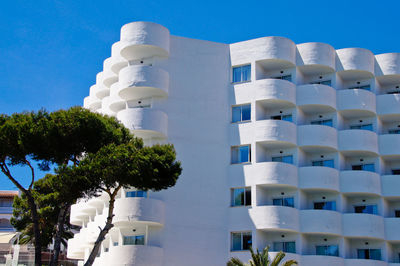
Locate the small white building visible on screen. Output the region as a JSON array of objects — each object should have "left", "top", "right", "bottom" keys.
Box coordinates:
[{"left": 68, "top": 21, "right": 400, "bottom": 266}]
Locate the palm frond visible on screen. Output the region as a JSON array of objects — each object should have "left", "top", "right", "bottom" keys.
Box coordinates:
[
  {"left": 283, "top": 260, "right": 298, "bottom": 266},
  {"left": 227, "top": 257, "right": 246, "bottom": 266},
  {"left": 270, "top": 251, "right": 285, "bottom": 266}
]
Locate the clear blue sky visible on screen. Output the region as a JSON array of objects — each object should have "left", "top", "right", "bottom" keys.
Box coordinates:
[{"left": 0, "top": 0, "right": 399, "bottom": 190}]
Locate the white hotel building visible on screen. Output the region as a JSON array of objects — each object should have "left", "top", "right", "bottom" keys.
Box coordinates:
[{"left": 67, "top": 21, "right": 400, "bottom": 266}]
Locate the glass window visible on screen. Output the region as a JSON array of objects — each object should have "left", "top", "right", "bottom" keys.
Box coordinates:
[
  {"left": 232, "top": 65, "right": 251, "bottom": 83},
  {"left": 316, "top": 245, "right": 339, "bottom": 256},
  {"left": 314, "top": 201, "right": 336, "bottom": 211},
  {"left": 349, "top": 85, "right": 371, "bottom": 91},
  {"left": 231, "top": 187, "right": 251, "bottom": 207},
  {"left": 231, "top": 232, "right": 252, "bottom": 251},
  {"left": 232, "top": 104, "right": 251, "bottom": 123},
  {"left": 271, "top": 114, "right": 292, "bottom": 122},
  {"left": 272, "top": 155, "right": 293, "bottom": 164},
  {"left": 273, "top": 242, "right": 296, "bottom": 253},
  {"left": 126, "top": 191, "right": 147, "bottom": 198},
  {"left": 312, "top": 159, "right": 334, "bottom": 168},
  {"left": 395, "top": 210, "right": 400, "bottom": 217},
  {"left": 389, "top": 129, "right": 400, "bottom": 134},
  {"left": 311, "top": 80, "right": 332, "bottom": 86},
  {"left": 231, "top": 145, "right": 250, "bottom": 164},
  {"left": 350, "top": 124, "right": 373, "bottom": 131},
  {"left": 357, "top": 249, "right": 381, "bottom": 260},
  {"left": 392, "top": 169, "right": 400, "bottom": 175},
  {"left": 272, "top": 75, "right": 292, "bottom": 82},
  {"left": 123, "top": 235, "right": 145, "bottom": 245},
  {"left": 273, "top": 197, "right": 294, "bottom": 208},
  {"left": 311, "top": 119, "right": 333, "bottom": 127},
  {"left": 351, "top": 163, "right": 375, "bottom": 172},
  {"left": 354, "top": 204, "right": 378, "bottom": 215}
]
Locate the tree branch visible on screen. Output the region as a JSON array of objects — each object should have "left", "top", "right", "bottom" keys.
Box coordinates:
[
  {"left": 24, "top": 159, "right": 35, "bottom": 190},
  {"left": 0, "top": 161, "right": 28, "bottom": 194}
]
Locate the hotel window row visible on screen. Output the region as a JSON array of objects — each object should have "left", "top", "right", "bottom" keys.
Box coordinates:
[{"left": 231, "top": 64, "right": 400, "bottom": 95}]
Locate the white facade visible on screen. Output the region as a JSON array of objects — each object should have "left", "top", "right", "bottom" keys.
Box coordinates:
[{"left": 69, "top": 21, "right": 400, "bottom": 265}]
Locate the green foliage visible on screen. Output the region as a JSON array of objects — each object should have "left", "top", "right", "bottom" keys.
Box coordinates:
[
  {"left": 78, "top": 141, "right": 182, "bottom": 193},
  {"left": 227, "top": 246, "right": 298, "bottom": 266},
  {"left": 10, "top": 172, "right": 83, "bottom": 247}
]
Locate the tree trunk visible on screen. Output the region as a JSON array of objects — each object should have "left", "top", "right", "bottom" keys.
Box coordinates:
[
  {"left": 84, "top": 190, "right": 119, "bottom": 266},
  {"left": 27, "top": 194, "right": 42, "bottom": 266},
  {"left": 49, "top": 204, "right": 69, "bottom": 266}
]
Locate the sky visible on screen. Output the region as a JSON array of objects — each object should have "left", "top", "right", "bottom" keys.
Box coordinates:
[{"left": 0, "top": 0, "right": 399, "bottom": 190}]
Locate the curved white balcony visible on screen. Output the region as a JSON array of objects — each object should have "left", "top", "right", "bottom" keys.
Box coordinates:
[
  {"left": 120, "top": 21, "right": 170, "bottom": 61},
  {"left": 111, "top": 41, "right": 128, "bottom": 74},
  {"left": 337, "top": 89, "right": 376, "bottom": 117},
  {"left": 109, "top": 245, "right": 163, "bottom": 266},
  {"left": 300, "top": 210, "right": 342, "bottom": 235},
  {"left": 302, "top": 255, "right": 344, "bottom": 266},
  {"left": 100, "top": 96, "right": 116, "bottom": 117},
  {"left": 255, "top": 79, "right": 296, "bottom": 105},
  {"left": 376, "top": 94, "right": 400, "bottom": 121},
  {"left": 340, "top": 171, "right": 381, "bottom": 195},
  {"left": 336, "top": 48, "right": 375, "bottom": 79},
  {"left": 244, "top": 162, "right": 298, "bottom": 187},
  {"left": 113, "top": 197, "right": 164, "bottom": 227},
  {"left": 344, "top": 259, "right": 387, "bottom": 266},
  {"left": 67, "top": 238, "right": 85, "bottom": 260},
  {"left": 255, "top": 120, "right": 297, "bottom": 146},
  {"left": 103, "top": 57, "right": 118, "bottom": 88},
  {"left": 249, "top": 206, "right": 299, "bottom": 232},
  {"left": 298, "top": 166, "right": 339, "bottom": 191},
  {"left": 338, "top": 130, "right": 378, "bottom": 156},
  {"left": 385, "top": 218, "right": 400, "bottom": 241},
  {"left": 342, "top": 213, "right": 384, "bottom": 239},
  {"left": 83, "top": 95, "right": 102, "bottom": 111},
  {"left": 297, "top": 84, "right": 336, "bottom": 113},
  {"left": 381, "top": 175, "right": 400, "bottom": 197},
  {"left": 297, "top": 42, "right": 336, "bottom": 73},
  {"left": 117, "top": 108, "right": 167, "bottom": 139},
  {"left": 379, "top": 134, "right": 400, "bottom": 158},
  {"left": 109, "top": 82, "right": 126, "bottom": 113},
  {"left": 118, "top": 65, "right": 168, "bottom": 101},
  {"left": 87, "top": 194, "right": 109, "bottom": 209},
  {"left": 375, "top": 53, "right": 400, "bottom": 76},
  {"left": 70, "top": 203, "right": 89, "bottom": 226},
  {"left": 297, "top": 125, "right": 337, "bottom": 151},
  {"left": 94, "top": 84, "right": 110, "bottom": 100}
]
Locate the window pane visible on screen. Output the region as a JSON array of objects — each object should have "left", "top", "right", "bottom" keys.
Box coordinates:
[
  {"left": 231, "top": 147, "right": 239, "bottom": 164},
  {"left": 135, "top": 235, "right": 145, "bottom": 245},
  {"left": 323, "top": 119, "right": 333, "bottom": 127},
  {"left": 324, "top": 160, "right": 334, "bottom": 168},
  {"left": 389, "top": 129, "right": 400, "bottom": 134},
  {"left": 357, "top": 249, "right": 367, "bottom": 259},
  {"left": 126, "top": 191, "right": 136, "bottom": 197},
  {"left": 282, "top": 155, "right": 293, "bottom": 164},
  {"left": 282, "top": 75, "right": 292, "bottom": 82},
  {"left": 242, "top": 233, "right": 252, "bottom": 250},
  {"left": 271, "top": 115, "right": 282, "bottom": 120},
  {"left": 365, "top": 205, "right": 377, "bottom": 214},
  {"left": 352, "top": 165, "right": 363, "bottom": 170},
  {"left": 392, "top": 169, "right": 400, "bottom": 175},
  {"left": 361, "top": 124, "right": 373, "bottom": 131},
  {"left": 312, "top": 160, "right": 324, "bottom": 166},
  {"left": 272, "top": 156, "right": 283, "bottom": 162},
  {"left": 284, "top": 197, "right": 294, "bottom": 207},
  {"left": 370, "top": 249, "right": 381, "bottom": 260},
  {"left": 233, "top": 188, "right": 245, "bottom": 206},
  {"left": 245, "top": 188, "right": 251, "bottom": 206},
  {"left": 363, "top": 164, "right": 375, "bottom": 172},
  {"left": 327, "top": 245, "right": 339, "bottom": 256},
  {"left": 232, "top": 106, "right": 241, "bottom": 123},
  {"left": 232, "top": 233, "right": 242, "bottom": 251},
  {"left": 242, "top": 65, "right": 251, "bottom": 82},
  {"left": 136, "top": 191, "right": 146, "bottom": 197},
  {"left": 321, "top": 80, "right": 331, "bottom": 86},
  {"left": 241, "top": 105, "right": 251, "bottom": 121},
  {"left": 355, "top": 206, "right": 366, "bottom": 213},
  {"left": 326, "top": 201, "right": 336, "bottom": 211},
  {"left": 350, "top": 125, "right": 361, "bottom": 129},
  {"left": 314, "top": 202, "right": 325, "bottom": 209},
  {"left": 316, "top": 246, "right": 326, "bottom": 255},
  {"left": 239, "top": 146, "right": 249, "bottom": 163},
  {"left": 273, "top": 242, "right": 283, "bottom": 251},
  {"left": 233, "top": 67, "right": 242, "bottom": 83},
  {"left": 273, "top": 199, "right": 283, "bottom": 206},
  {"left": 286, "top": 242, "right": 296, "bottom": 253},
  {"left": 282, "top": 114, "right": 292, "bottom": 122}
]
